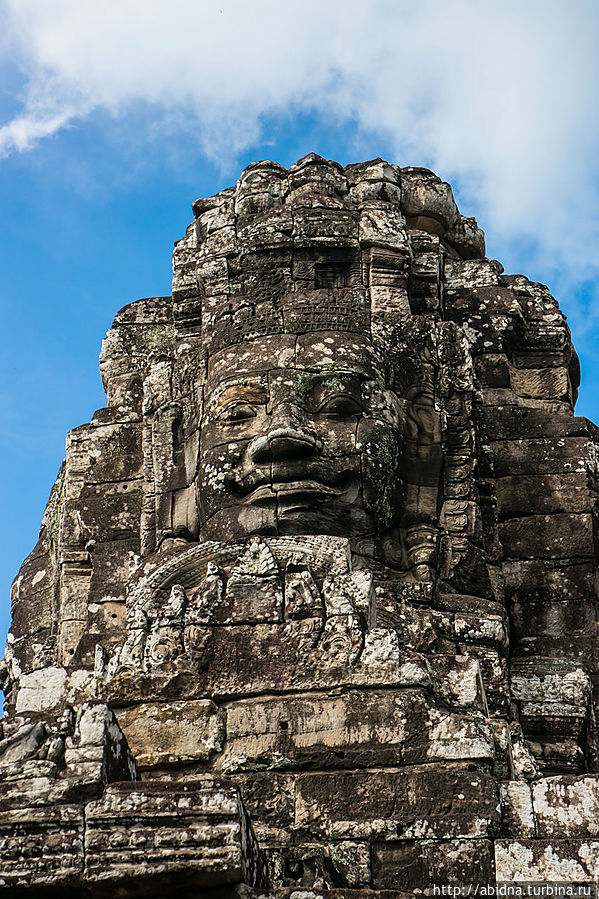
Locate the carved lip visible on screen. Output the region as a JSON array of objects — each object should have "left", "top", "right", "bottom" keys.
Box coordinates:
[
  {"left": 226, "top": 464, "right": 355, "bottom": 501},
  {"left": 246, "top": 480, "right": 346, "bottom": 505}
]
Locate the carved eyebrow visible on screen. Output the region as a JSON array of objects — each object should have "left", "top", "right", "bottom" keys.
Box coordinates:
[
  {"left": 315, "top": 393, "right": 362, "bottom": 415},
  {"left": 218, "top": 402, "right": 259, "bottom": 423},
  {"left": 310, "top": 373, "right": 362, "bottom": 405},
  {"left": 209, "top": 382, "right": 268, "bottom": 415},
  {"left": 312, "top": 370, "right": 363, "bottom": 383}
]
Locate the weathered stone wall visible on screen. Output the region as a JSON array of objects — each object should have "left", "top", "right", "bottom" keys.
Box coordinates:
[{"left": 1, "top": 154, "right": 598, "bottom": 895}]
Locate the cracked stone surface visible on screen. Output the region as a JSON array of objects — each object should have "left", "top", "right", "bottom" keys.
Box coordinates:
[{"left": 2, "top": 154, "right": 599, "bottom": 896}]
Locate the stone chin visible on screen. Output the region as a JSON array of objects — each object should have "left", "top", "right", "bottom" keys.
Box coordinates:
[{"left": 198, "top": 471, "right": 388, "bottom": 544}]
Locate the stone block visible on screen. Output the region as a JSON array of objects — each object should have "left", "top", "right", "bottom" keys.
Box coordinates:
[
  {"left": 207, "top": 334, "right": 296, "bottom": 382},
  {"left": 8, "top": 627, "right": 54, "bottom": 678},
  {"left": 372, "top": 839, "right": 495, "bottom": 891},
  {"left": 220, "top": 690, "right": 493, "bottom": 773},
  {"left": 401, "top": 170, "right": 458, "bottom": 231},
  {"left": 462, "top": 647, "right": 509, "bottom": 716},
  {"left": 510, "top": 366, "right": 570, "bottom": 401},
  {"left": 513, "top": 635, "right": 599, "bottom": 672},
  {"left": 294, "top": 769, "right": 499, "bottom": 840},
  {"left": 264, "top": 840, "right": 371, "bottom": 889},
  {"left": 84, "top": 779, "right": 265, "bottom": 889},
  {"left": 295, "top": 330, "right": 377, "bottom": 376},
  {"left": 292, "top": 208, "right": 358, "bottom": 246},
  {"left": 15, "top": 667, "right": 68, "bottom": 714},
  {"left": 444, "top": 258, "right": 500, "bottom": 290},
  {"left": 87, "top": 537, "right": 140, "bottom": 608},
  {"left": 11, "top": 589, "right": 55, "bottom": 640},
  {"left": 115, "top": 699, "right": 225, "bottom": 770},
  {"left": 228, "top": 772, "right": 296, "bottom": 841},
  {"left": 446, "top": 214, "right": 486, "bottom": 258},
  {"left": 503, "top": 559, "right": 597, "bottom": 606},
  {"left": 359, "top": 205, "right": 409, "bottom": 251},
  {"left": 481, "top": 407, "right": 596, "bottom": 441},
  {"left": 510, "top": 596, "right": 597, "bottom": 641},
  {"left": 11, "top": 551, "right": 53, "bottom": 609},
  {"left": 78, "top": 482, "right": 143, "bottom": 541},
  {"left": 499, "top": 513, "right": 594, "bottom": 561},
  {"left": 474, "top": 353, "right": 511, "bottom": 388},
  {"left": 500, "top": 781, "right": 535, "bottom": 837},
  {"left": 491, "top": 436, "right": 594, "bottom": 477},
  {"left": 496, "top": 472, "right": 591, "bottom": 518},
  {"left": 511, "top": 662, "right": 591, "bottom": 764},
  {"left": 495, "top": 839, "right": 599, "bottom": 882},
  {"left": 453, "top": 611, "right": 507, "bottom": 649},
  {"left": 80, "top": 422, "right": 142, "bottom": 484},
  {"left": 532, "top": 776, "right": 599, "bottom": 837},
  {"left": 108, "top": 620, "right": 444, "bottom": 704},
  {"left": 0, "top": 804, "right": 83, "bottom": 888},
  {"left": 511, "top": 661, "right": 592, "bottom": 704},
  {"left": 60, "top": 703, "right": 138, "bottom": 790}
]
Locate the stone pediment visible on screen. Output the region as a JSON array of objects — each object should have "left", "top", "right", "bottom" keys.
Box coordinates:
[{"left": 103, "top": 536, "right": 414, "bottom": 704}]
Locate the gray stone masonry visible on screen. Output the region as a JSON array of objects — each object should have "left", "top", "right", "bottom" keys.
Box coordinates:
[{"left": 2, "top": 154, "right": 599, "bottom": 895}]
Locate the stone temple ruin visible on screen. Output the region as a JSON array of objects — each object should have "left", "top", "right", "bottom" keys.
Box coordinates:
[{"left": 1, "top": 153, "right": 599, "bottom": 895}]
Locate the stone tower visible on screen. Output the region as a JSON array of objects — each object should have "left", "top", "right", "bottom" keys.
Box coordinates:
[{"left": 2, "top": 154, "right": 599, "bottom": 895}]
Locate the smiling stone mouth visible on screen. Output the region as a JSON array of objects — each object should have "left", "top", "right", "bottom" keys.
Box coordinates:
[
  {"left": 245, "top": 481, "right": 347, "bottom": 505},
  {"left": 225, "top": 466, "right": 355, "bottom": 501}
]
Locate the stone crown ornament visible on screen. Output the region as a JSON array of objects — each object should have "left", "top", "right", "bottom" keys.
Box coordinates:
[{"left": 1, "top": 154, "right": 598, "bottom": 896}]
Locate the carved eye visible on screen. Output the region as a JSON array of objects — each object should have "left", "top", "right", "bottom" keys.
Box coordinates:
[
  {"left": 317, "top": 394, "right": 362, "bottom": 416},
  {"left": 220, "top": 403, "right": 258, "bottom": 423}
]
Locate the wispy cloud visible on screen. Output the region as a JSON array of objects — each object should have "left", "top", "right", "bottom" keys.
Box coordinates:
[{"left": 1, "top": 0, "right": 598, "bottom": 314}]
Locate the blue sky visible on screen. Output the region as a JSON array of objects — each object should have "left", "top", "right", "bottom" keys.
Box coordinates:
[{"left": 1, "top": 0, "right": 598, "bottom": 651}]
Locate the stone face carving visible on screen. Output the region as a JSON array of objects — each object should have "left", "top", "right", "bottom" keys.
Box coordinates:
[{"left": 1, "top": 154, "right": 598, "bottom": 895}]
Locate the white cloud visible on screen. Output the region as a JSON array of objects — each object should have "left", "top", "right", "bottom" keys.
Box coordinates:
[{"left": 1, "top": 0, "right": 598, "bottom": 315}]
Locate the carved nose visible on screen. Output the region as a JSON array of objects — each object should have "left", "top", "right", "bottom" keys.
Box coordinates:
[{"left": 248, "top": 403, "right": 321, "bottom": 463}]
